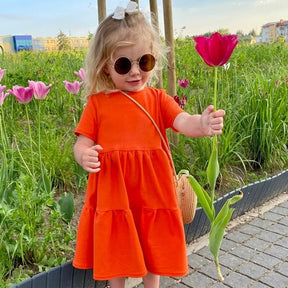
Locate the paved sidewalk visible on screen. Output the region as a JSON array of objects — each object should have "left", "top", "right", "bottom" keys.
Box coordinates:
[{"left": 129, "top": 192, "right": 288, "bottom": 288}]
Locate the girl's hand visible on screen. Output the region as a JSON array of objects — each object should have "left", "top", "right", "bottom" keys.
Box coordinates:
[
  {"left": 74, "top": 135, "right": 103, "bottom": 173},
  {"left": 200, "top": 105, "right": 225, "bottom": 136},
  {"left": 80, "top": 145, "right": 103, "bottom": 173}
]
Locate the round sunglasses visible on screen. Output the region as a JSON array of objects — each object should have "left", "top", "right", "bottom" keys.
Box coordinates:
[{"left": 113, "top": 54, "right": 156, "bottom": 75}]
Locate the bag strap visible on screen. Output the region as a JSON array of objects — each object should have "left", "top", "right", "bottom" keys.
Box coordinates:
[{"left": 120, "top": 90, "right": 178, "bottom": 182}]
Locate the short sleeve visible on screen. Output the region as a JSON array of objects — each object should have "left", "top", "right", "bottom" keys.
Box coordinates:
[
  {"left": 158, "top": 89, "right": 184, "bottom": 130},
  {"left": 75, "top": 95, "right": 98, "bottom": 142}
]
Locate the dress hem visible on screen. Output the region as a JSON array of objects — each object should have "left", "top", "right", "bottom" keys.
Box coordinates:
[
  {"left": 148, "top": 269, "right": 189, "bottom": 278},
  {"left": 73, "top": 262, "right": 188, "bottom": 281},
  {"left": 93, "top": 271, "right": 148, "bottom": 281},
  {"left": 72, "top": 261, "right": 93, "bottom": 270}
]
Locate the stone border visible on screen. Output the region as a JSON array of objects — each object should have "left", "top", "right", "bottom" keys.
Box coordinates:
[{"left": 9, "top": 169, "right": 288, "bottom": 288}]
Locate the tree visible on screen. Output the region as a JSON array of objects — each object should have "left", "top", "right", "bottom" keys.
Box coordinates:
[
  {"left": 202, "top": 29, "right": 230, "bottom": 37},
  {"left": 57, "top": 31, "right": 71, "bottom": 51},
  {"left": 236, "top": 30, "right": 244, "bottom": 37},
  {"left": 248, "top": 29, "right": 257, "bottom": 37},
  {"left": 217, "top": 28, "right": 230, "bottom": 35},
  {"left": 275, "top": 35, "right": 286, "bottom": 43},
  {"left": 87, "top": 31, "right": 94, "bottom": 41}
]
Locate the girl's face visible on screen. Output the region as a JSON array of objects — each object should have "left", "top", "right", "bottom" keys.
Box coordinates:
[{"left": 105, "top": 42, "right": 154, "bottom": 92}]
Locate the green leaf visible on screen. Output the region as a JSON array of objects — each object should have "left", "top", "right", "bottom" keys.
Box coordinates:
[
  {"left": 186, "top": 174, "right": 215, "bottom": 222},
  {"left": 209, "top": 191, "right": 243, "bottom": 259},
  {"left": 206, "top": 136, "right": 219, "bottom": 195},
  {"left": 38, "top": 168, "right": 51, "bottom": 194},
  {"left": 58, "top": 192, "right": 75, "bottom": 224}
]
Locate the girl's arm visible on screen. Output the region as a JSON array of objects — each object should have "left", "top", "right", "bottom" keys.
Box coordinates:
[
  {"left": 74, "top": 134, "right": 103, "bottom": 173},
  {"left": 173, "top": 105, "right": 225, "bottom": 138}
]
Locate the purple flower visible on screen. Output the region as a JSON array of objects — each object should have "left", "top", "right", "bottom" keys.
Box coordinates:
[
  {"left": 0, "top": 84, "right": 7, "bottom": 106},
  {"left": 74, "top": 68, "right": 86, "bottom": 82},
  {"left": 9, "top": 85, "right": 34, "bottom": 104},
  {"left": 63, "top": 80, "right": 83, "bottom": 94},
  {"left": 174, "top": 95, "right": 187, "bottom": 109},
  {"left": 0, "top": 69, "right": 6, "bottom": 82},
  {"left": 178, "top": 78, "right": 189, "bottom": 88},
  {"left": 28, "top": 80, "right": 52, "bottom": 100}
]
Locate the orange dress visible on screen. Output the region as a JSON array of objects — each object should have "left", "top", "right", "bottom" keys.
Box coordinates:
[{"left": 72, "top": 87, "right": 188, "bottom": 280}]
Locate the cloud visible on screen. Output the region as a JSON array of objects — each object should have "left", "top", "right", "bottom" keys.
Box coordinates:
[
  {"left": 253, "top": 0, "right": 288, "bottom": 7},
  {"left": 0, "top": 13, "right": 29, "bottom": 21},
  {"left": 88, "top": 1, "right": 97, "bottom": 11},
  {"left": 254, "top": 0, "right": 275, "bottom": 6}
]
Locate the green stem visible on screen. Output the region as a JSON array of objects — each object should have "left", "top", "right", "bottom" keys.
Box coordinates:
[
  {"left": 211, "top": 66, "right": 219, "bottom": 204},
  {"left": 0, "top": 107, "right": 8, "bottom": 200},
  {"left": 25, "top": 105, "right": 34, "bottom": 176},
  {"left": 37, "top": 101, "right": 43, "bottom": 170},
  {"left": 210, "top": 135, "right": 218, "bottom": 205},
  {"left": 215, "top": 257, "right": 224, "bottom": 281},
  {"left": 0, "top": 107, "right": 7, "bottom": 156},
  {"left": 15, "top": 137, "right": 32, "bottom": 176},
  {"left": 214, "top": 67, "right": 218, "bottom": 111}
]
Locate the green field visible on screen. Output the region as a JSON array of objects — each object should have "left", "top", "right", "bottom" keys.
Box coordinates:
[{"left": 0, "top": 40, "right": 287, "bottom": 286}]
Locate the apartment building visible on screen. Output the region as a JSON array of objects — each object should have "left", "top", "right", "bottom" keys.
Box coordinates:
[{"left": 261, "top": 19, "right": 288, "bottom": 42}]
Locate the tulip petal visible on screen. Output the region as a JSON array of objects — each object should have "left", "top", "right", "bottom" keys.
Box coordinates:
[
  {"left": 0, "top": 84, "right": 7, "bottom": 106},
  {"left": 63, "top": 80, "right": 83, "bottom": 94},
  {"left": 194, "top": 32, "right": 238, "bottom": 67},
  {"left": 11, "top": 85, "right": 34, "bottom": 104},
  {"left": 74, "top": 68, "right": 86, "bottom": 81},
  {"left": 28, "top": 80, "right": 52, "bottom": 100}
]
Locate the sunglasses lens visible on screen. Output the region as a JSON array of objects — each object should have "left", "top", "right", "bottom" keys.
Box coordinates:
[
  {"left": 114, "top": 57, "right": 131, "bottom": 75},
  {"left": 113, "top": 54, "right": 156, "bottom": 75},
  {"left": 139, "top": 54, "right": 155, "bottom": 72}
]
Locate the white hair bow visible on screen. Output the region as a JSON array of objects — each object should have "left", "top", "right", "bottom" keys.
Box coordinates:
[{"left": 112, "top": 1, "right": 138, "bottom": 20}]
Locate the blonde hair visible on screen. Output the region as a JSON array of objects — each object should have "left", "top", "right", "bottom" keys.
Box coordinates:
[{"left": 83, "top": 10, "right": 165, "bottom": 97}]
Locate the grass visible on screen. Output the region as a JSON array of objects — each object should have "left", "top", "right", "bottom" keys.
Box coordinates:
[{"left": 0, "top": 40, "right": 288, "bottom": 286}]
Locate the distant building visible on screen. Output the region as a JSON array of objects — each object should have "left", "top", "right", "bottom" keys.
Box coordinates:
[
  {"left": 69, "top": 37, "right": 90, "bottom": 50},
  {"left": 0, "top": 35, "right": 15, "bottom": 53},
  {"left": 13, "top": 35, "right": 33, "bottom": 52},
  {"left": 32, "top": 38, "right": 45, "bottom": 51},
  {"left": 0, "top": 35, "right": 90, "bottom": 53},
  {"left": 261, "top": 19, "right": 288, "bottom": 42},
  {"left": 276, "top": 19, "right": 288, "bottom": 41},
  {"left": 35, "top": 37, "right": 58, "bottom": 51}
]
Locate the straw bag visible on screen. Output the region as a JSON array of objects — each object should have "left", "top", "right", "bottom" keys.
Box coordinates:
[
  {"left": 176, "top": 172, "right": 197, "bottom": 223},
  {"left": 120, "top": 91, "right": 197, "bottom": 224}
]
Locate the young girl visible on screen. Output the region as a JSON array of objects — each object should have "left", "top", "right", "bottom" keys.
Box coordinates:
[{"left": 72, "top": 2, "right": 225, "bottom": 288}]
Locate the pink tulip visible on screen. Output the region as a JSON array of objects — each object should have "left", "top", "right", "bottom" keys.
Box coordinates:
[
  {"left": 63, "top": 80, "right": 83, "bottom": 94},
  {"left": 9, "top": 85, "right": 34, "bottom": 104},
  {"left": 0, "top": 69, "right": 6, "bottom": 82},
  {"left": 194, "top": 32, "right": 238, "bottom": 67},
  {"left": 0, "top": 85, "right": 7, "bottom": 106},
  {"left": 74, "top": 68, "right": 86, "bottom": 81},
  {"left": 28, "top": 80, "right": 52, "bottom": 100},
  {"left": 178, "top": 78, "right": 189, "bottom": 88}
]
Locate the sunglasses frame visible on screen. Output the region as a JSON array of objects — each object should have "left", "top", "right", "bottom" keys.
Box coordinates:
[{"left": 113, "top": 54, "right": 156, "bottom": 75}]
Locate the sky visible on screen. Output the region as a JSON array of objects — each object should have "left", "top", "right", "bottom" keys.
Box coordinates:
[{"left": 1, "top": 0, "right": 287, "bottom": 38}]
